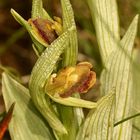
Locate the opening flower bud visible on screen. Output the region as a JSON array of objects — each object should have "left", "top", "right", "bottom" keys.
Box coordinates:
[{"left": 28, "top": 17, "right": 62, "bottom": 44}]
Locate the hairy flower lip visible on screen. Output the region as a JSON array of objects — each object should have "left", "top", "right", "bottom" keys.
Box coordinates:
[
  {"left": 60, "top": 71, "right": 96, "bottom": 98},
  {"left": 28, "top": 18, "right": 58, "bottom": 44},
  {"left": 45, "top": 62, "right": 96, "bottom": 98}
]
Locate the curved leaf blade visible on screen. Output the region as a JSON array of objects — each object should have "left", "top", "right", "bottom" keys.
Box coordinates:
[
  {"left": 100, "top": 15, "right": 139, "bottom": 140},
  {"left": 2, "top": 73, "right": 55, "bottom": 140},
  {"left": 32, "top": 0, "right": 43, "bottom": 18},
  {"left": 132, "top": 47, "right": 140, "bottom": 140},
  {"left": 58, "top": 1, "right": 83, "bottom": 139},
  {"left": 76, "top": 92, "right": 115, "bottom": 140},
  {"left": 29, "top": 31, "right": 69, "bottom": 135},
  {"left": 61, "top": 0, "right": 78, "bottom": 66},
  {"left": 87, "top": 0, "right": 120, "bottom": 64}
]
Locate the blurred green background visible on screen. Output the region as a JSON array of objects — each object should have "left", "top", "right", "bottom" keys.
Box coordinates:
[{"left": 0, "top": 0, "right": 140, "bottom": 139}]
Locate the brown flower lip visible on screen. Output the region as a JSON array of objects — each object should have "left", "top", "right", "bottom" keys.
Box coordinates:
[
  {"left": 60, "top": 71, "right": 96, "bottom": 98},
  {"left": 28, "top": 18, "right": 58, "bottom": 44},
  {"left": 45, "top": 62, "right": 96, "bottom": 98}
]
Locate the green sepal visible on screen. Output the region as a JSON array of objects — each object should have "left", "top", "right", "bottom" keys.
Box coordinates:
[
  {"left": 2, "top": 72, "right": 55, "bottom": 140},
  {"left": 47, "top": 93, "right": 97, "bottom": 109},
  {"left": 11, "top": 9, "right": 47, "bottom": 55}
]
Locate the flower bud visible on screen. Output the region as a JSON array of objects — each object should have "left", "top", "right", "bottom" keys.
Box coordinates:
[{"left": 28, "top": 17, "right": 62, "bottom": 44}]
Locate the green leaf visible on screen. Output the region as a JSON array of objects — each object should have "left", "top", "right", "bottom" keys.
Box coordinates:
[
  {"left": 2, "top": 72, "right": 55, "bottom": 140},
  {"left": 76, "top": 92, "right": 115, "bottom": 140},
  {"left": 61, "top": 0, "right": 78, "bottom": 66},
  {"left": 87, "top": 0, "right": 120, "bottom": 65},
  {"left": 88, "top": 0, "right": 139, "bottom": 139},
  {"left": 32, "top": 0, "right": 53, "bottom": 21},
  {"left": 42, "top": 9, "right": 53, "bottom": 21},
  {"left": 132, "top": 47, "right": 140, "bottom": 140},
  {"left": 32, "top": 0, "right": 43, "bottom": 18},
  {"left": 100, "top": 15, "right": 139, "bottom": 140},
  {"left": 29, "top": 31, "right": 69, "bottom": 135},
  {"left": 57, "top": 1, "right": 83, "bottom": 140}
]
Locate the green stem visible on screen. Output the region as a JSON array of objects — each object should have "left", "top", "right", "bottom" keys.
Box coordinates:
[{"left": 114, "top": 112, "right": 140, "bottom": 127}]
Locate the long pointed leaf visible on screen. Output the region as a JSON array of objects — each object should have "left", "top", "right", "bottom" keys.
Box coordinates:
[
  {"left": 100, "top": 15, "right": 139, "bottom": 140},
  {"left": 31, "top": 1, "right": 53, "bottom": 23},
  {"left": 2, "top": 72, "right": 55, "bottom": 140},
  {"left": 61, "top": 0, "right": 78, "bottom": 66},
  {"left": 87, "top": 0, "right": 120, "bottom": 64},
  {"left": 132, "top": 48, "right": 140, "bottom": 140},
  {"left": 32, "top": 0, "right": 43, "bottom": 18},
  {"left": 29, "top": 31, "right": 69, "bottom": 135},
  {"left": 58, "top": 1, "right": 83, "bottom": 140},
  {"left": 76, "top": 92, "right": 115, "bottom": 140}
]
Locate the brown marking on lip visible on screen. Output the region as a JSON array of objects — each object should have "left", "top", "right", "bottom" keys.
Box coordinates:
[
  {"left": 45, "top": 62, "right": 96, "bottom": 98},
  {"left": 60, "top": 71, "right": 96, "bottom": 98},
  {"left": 29, "top": 18, "right": 58, "bottom": 44},
  {"left": 77, "top": 71, "right": 96, "bottom": 93}
]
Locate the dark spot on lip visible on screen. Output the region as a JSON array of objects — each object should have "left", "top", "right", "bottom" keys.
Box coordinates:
[
  {"left": 77, "top": 72, "right": 93, "bottom": 93},
  {"left": 60, "top": 72, "right": 94, "bottom": 98},
  {"left": 32, "top": 19, "right": 50, "bottom": 44},
  {"left": 32, "top": 19, "right": 57, "bottom": 44}
]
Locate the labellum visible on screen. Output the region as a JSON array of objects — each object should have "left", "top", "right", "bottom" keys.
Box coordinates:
[
  {"left": 28, "top": 18, "right": 62, "bottom": 44},
  {"left": 45, "top": 62, "right": 96, "bottom": 98}
]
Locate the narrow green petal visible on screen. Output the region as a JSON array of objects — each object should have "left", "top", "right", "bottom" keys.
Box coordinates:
[
  {"left": 11, "top": 9, "right": 30, "bottom": 29},
  {"left": 47, "top": 94, "right": 97, "bottom": 109},
  {"left": 11, "top": 9, "right": 46, "bottom": 54},
  {"left": 32, "top": 0, "right": 43, "bottom": 18},
  {"left": 2, "top": 73, "right": 55, "bottom": 140},
  {"left": 42, "top": 9, "right": 53, "bottom": 21},
  {"left": 61, "top": 0, "right": 78, "bottom": 66},
  {"left": 32, "top": 0, "right": 53, "bottom": 21}
]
